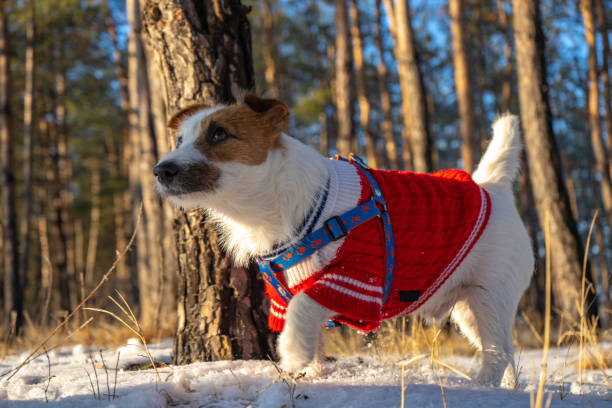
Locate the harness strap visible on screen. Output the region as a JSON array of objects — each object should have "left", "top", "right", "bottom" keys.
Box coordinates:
[
  {"left": 257, "top": 154, "right": 396, "bottom": 328},
  {"left": 345, "top": 154, "right": 396, "bottom": 304}
]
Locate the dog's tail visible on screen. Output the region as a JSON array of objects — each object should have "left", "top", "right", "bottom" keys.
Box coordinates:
[{"left": 472, "top": 114, "right": 521, "bottom": 186}]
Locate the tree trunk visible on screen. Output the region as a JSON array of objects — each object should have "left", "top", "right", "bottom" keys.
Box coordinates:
[
  {"left": 146, "top": 53, "right": 178, "bottom": 314},
  {"left": 85, "top": 162, "right": 101, "bottom": 287},
  {"left": 513, "top": 0, "right": 598, "bottom": 323},
  {"left": 517, "top": 152, "right": 546, "bottom": 320},
  {"left": 37, "top": 194, "right": 52, "bottom": 328},
  {"left": 388, "top": 0, "right": 432, "bottom": 173},
  {"left": 450, "top": 0, "right": 477, "bottom": 172},
  {"left": 127, "top": 0, "right": 173, "bottom": 331},
  {"left": 335, "top": 0, "right": 353, "bottom": 157},
  {"left": 37, "top": 114, "right": 53, "bottom": 326},
  {"left": 319, "top": 111, "right": 329, "bottom": 156},
  {"left": 74, "top": 218, "right": 84, "bottom": 299},
  {"left": 0, "top": 0, "right": 22, "bottom": 331},
  {"left": 51, "top": 66, "right": 77, "bottom": 313},
  {"left": 18, "top": 0, "right": 35, "bottom": 302},
  {"left": 350, "top": 0, "right": 378, "bottom": 167},
  {"left": 262, "top": 0, "right": 280, "bottom": 98},
  {"left": 140, "top": 0, "right": 276, "bottom": 363},
  {"left": 580, "top": 0, "right": 612, "bottom": 243},
  {"left": 596, "top": 217, "right": 612, "bottom": 327},
  {"left": 497, "top": 0, "right": 513, "bottom": 112},
  {"left": 595, "top": 0, "right": 612, "bottom": 163},
  {"left": 375, "top": 0, "right": 399, "bottom": 169},
  {"left": 101, "top": 0, "right": 136, "bottom": 302}
]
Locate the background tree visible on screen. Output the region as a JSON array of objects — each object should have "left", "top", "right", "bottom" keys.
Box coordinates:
[
  {"left": 384, "top": 0, "right": 432, "bottom": 172},
  {"left": 1, "top": 0, "right": 22, "bottom": 333},
  {"left": 450, "top": 0, "right": 477, "bottom": 172},
  {"left": 513, "top": 0, "right": 597, "bottom": 323},
  {"left": 334, "top": 0, "right": 353, "bottom": 157}
]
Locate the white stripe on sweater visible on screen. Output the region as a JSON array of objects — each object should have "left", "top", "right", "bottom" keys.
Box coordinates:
[
  {"left": 321, "top": 274, "right": 383, "bottom": 294},
  {"left": 319, "top": 280, "right": 382, "bottom": 305},
  {"left": 271, "top": 299, "right": 287, "bottom": 311},
  {"left": 270, "top": 308, "right": 286, "bottom": 319}
]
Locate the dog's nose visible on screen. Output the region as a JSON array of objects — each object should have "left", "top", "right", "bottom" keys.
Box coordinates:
[{"left": 154, "top": 161, "right": 180, "bottom": 185}]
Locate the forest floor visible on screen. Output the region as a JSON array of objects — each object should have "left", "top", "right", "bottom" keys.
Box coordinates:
[{"left": 0, "top": 338, "right": 611, "bottom": 407}]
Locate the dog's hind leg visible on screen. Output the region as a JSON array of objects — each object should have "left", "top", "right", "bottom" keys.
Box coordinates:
[
  {"left": 451, "top": 285, "right": 516, "bottom": 387},
  {"left": 277, "top": 292, "right": 334, "bottom": 373}
]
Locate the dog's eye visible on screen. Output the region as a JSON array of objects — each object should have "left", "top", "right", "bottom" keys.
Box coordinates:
[
  {"left": 209, "top": 127, "right": 229, "bottom": 144},
  {"left": 176, "top": 135, "right": 183, "bottom": 147}
]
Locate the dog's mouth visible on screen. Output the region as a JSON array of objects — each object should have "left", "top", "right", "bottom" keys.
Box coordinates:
[{"left": 154, "top": 161, "right": 221, "bottom": 197}]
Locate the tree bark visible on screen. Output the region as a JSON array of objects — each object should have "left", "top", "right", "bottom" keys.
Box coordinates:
[
  {"left": 127, "top": 0, "right": 173, "bottom": 330},
  {"left": 50, "top": 65, "right": 77, "bottom": 313},
  {"left": 319, "top": 111, "right": 329, "bottom": 156},
  {"left": 37, "top": 114, "right": 53, "bottom": 326},
  {"left": 596, "top": 217, "right": 612, "bottom": 327},
  {"left": 262, "top": 0, "right": 280, "bottom": 98},
  {"left": 335, "top": 0, "right": 353, "bottom": 157},
  {"left": 84, "top": 162, "right": 101, "bottom": 287},
  {"left": 146, "top": 50, "right": 178, "bottom": 312},
  {"left": 375, "top": 0, "right": 399, "bottom": 169},
  {"left": 350, "top": 0, "right": 378, "bottom": 167},
  {"left": 388, "top": 0, "right": 432, "bottom": 172},
  {"left": 580, "top": 0, "right": 612, "bottom": 242},
  {"left": 101, "top": 0, "right": 136, "bottom": 302},
  {"left": 37, "top": 195, "right": 52, "bottom": 328},
  {"left": 140, "top": 0, "right": 276, "bottom": 363},
  {"left": 513, "top": 0, "right": 598, "bottom": 322},
  {"left": 18, "top": 0, "right": 35, "bottom": 303},
  {"left": 450, "top": 0, "right": 477, "bottom": 172},
  {"left": 595, "top": 0, "right": 612, "bottom": 163},
  {"left": 0, "top": 0, "right": 22, "bottom": 331},
  {"left": 497, "top": 0, "right": 513, "bottom": 112}
]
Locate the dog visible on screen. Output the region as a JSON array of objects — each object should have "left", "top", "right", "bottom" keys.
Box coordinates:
[{"left": 154, "top": 93, "right": 534, "bottom": 387}]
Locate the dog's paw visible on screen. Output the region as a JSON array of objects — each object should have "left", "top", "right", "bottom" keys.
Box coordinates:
[
  {"left": 279, "top": 357, "right": 309, "bottom": 374},
  {"left": 277, "top": 330, "right": 315, "bottom": 374},
  {"left": 304, "top": 359, "right": 327, "bottom": 377}
]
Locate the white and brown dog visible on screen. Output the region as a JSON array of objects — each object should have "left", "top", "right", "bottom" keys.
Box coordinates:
[{"left": 155, "top": 93, "right": 534, "bottom": 387}]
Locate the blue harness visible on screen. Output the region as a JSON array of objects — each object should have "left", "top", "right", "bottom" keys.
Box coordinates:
[{"left": 256, "top": 154, "right": 396, "bottom": 327}]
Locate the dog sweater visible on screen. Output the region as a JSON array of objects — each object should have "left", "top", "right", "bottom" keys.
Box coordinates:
[{"left": 264, "top": 159, "right": 491, "bottom": 332}]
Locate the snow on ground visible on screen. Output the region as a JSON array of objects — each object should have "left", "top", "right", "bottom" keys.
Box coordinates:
[{"left": 0, "top": 338, "right": 611, "bottom": 407}]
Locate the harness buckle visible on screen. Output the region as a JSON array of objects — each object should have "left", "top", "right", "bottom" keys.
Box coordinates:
[{"left": 324, "top": 216, "right": 347, "bottom": 241}]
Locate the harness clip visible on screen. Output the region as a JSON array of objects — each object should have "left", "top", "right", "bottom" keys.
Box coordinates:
[{"left": 324, "top": 216, "right": 348, "bottom": 241}]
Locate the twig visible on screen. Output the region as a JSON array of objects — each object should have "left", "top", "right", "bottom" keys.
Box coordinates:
[
  {"left": 99, "top": 350, "right": 111, "bottom": 400},
  {"left": 113, "top": 351, "right": 120, "bottom": 400},
  {"left": 43, "top": 347, "right": 52, "bottom": 403},
  {"left": 84, "top": 368, "right": 97, "bottom": 400},
  {"left": 90, "top": 352, "right": 100, "bottom": 400},
  {"left": 268, "top": 360, "right": 305, "bottom": 408},
  {"left": 3, "top": 205, "right": 142, "bottom": 382}
]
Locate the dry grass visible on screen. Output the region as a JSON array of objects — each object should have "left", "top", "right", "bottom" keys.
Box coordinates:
[
  {"left": 324, "top": 318, "right": 477, "bottom": 360},
  {"left": 0, "top": 315, "right": 176, "bottom": 359}
]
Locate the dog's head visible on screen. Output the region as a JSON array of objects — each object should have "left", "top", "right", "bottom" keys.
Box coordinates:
[{"left": 154, "top": 93, "right": 289, "bottom": 209}]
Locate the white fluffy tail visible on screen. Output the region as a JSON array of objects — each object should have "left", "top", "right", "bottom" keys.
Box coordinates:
[{"left": 472, "top": 114, "right": 522, "bottom": 186}]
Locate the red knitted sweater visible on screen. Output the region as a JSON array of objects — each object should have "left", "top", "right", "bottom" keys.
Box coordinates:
[{"left": 265, "top": 166, "right": 491, "bottom": 332}]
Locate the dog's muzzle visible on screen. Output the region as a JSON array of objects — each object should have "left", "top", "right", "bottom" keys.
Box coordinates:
[
  {"left": 154, "top": 159, "right": 221, "bottom": 196},
  {"left": 154, "top": 161, "right": 180, "bottom": 186}
]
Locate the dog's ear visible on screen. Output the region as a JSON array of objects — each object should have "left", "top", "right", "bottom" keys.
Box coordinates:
[
  {"left": 243, "top": 93, "right": 289, "bottom": 132},
  {"left": 168, "top": 103, "right": 209, "bottom": 130}
]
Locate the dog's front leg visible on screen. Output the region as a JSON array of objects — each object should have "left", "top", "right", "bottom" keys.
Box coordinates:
[{"left": 278, "top": 292, "right": 334, "bottom": 373}]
